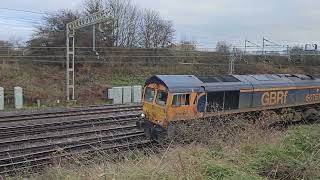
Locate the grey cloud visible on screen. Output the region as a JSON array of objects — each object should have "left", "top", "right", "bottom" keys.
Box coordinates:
[{"left": 0, "top": 0, "right": 319, "bottom": 47}]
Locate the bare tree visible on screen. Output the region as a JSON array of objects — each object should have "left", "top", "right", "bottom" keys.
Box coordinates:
[
  {"left": 8, "top": 36, "right": 23, "bottom": 48},
  {"left": 289, "top": 45, "right": 304, "bottom": 64},
  {"left": 139, "top": 9, "right": 159, "bottom": 48},
  {"left": 216, "top": 41, "right": 231, "bottom": 54},
  {"left": 27, "top": 10, "right": 81, "bottom": 51},
  {"left": 104, "top": 1, "right": 174, "bottom": 48},
  {"left": 159, "top": 20, "right": 175, "bottom": 48},
  {"left": 28, "top": 0, "right": 175, "bottom": 50},
  {"left": 82, "top": 0, "right": 175, "bottom": 48},
  {"left": 104, "top": 0, "right": 140, "bottom": 47},
  {"left": 83, "top": 0, "right": 103, "bottom": 14},
  {"left": 0, "top": 40, "right": 13, "bottom": 55},
  {"left": 138, "top": 9, "right": 174, "bottom": 48},
  {"left": 290, "top": 46, "right": 304, "bottom": 56}
]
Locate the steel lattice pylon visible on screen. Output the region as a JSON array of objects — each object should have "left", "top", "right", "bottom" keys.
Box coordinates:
[{"left": 66, "top": 11, "right": 112, "bottom": 101}]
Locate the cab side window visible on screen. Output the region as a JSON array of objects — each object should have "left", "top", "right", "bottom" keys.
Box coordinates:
[
  {"left": 156, "top": 91, "right": 168, "bottom": 106},
  {"left": 172, "top": 94, "right": 190, "bottom": 106}
]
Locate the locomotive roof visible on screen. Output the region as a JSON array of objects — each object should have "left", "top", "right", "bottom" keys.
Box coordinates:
[
  {"left": 145, "top": 75, "right": 203, "bottom": 92},
  {"left": 146, "top": 74, "right": 320, "bottom": 93}
]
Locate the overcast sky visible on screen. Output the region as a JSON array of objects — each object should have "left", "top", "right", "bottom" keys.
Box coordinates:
[{"left": 0, "top": 0, "right": 319, "bottom": 48}]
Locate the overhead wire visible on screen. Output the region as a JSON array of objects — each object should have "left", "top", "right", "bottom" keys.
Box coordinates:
[
  {"left": 0, "top": 8, "right": 45, "bottom": 15},
  {"left": 0, "top": 22, "right": 36, "bottom": 29},
  {"left": 0, "top": 52, "right": 318, "bottom": 59},
  {"left": 0, "top": 15, "right": 41, "bottom": 22},
  {"left": 0, "top": 17, "right": 42, "bottom": 25}
]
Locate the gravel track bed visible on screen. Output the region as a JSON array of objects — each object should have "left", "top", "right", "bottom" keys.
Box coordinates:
[
  {"left": 0, "top": 129, "right": 144, "bottom": 159},
  {"left": 0, "top": 137, "right": 150, "bottom": 174},
  {"left": 0, "top": 104, "right": 148, "bottom": 175},
  {"left": 0, "top": 132, "right": 146, "bottom": 165},
  {"left": 0, "top": 123, "right": 138, "bottom": 150}
]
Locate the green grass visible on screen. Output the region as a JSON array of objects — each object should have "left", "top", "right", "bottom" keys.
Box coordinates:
[
  {"left": 247, "top": 125, "right": 320, "bottom": 180},
  {"left": 203, "top": 163, "right": 261, "bottom": 180},
  {"left": 108, "top": 75, "right": 146, "bottom": 86},
  {"left": 14, "top": 124, "right": 318, "bottom": 180}
]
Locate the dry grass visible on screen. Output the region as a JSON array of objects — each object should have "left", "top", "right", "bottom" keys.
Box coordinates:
[
  {"left": 1, "top": 57, "right": 319, "bottom": 109},
  {"left": 6, "top": 114, "right": 319, "bottom": 180}
]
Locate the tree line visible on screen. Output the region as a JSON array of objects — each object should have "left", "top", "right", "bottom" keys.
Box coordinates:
[{"left": 27, "top": 0, "right": 175, "bottom": 49}]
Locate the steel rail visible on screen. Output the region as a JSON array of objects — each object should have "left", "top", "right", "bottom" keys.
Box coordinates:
[
  {"left": 0, "top": 114, "right": 140, "bottom": 138},
  {"left": 0, "top": 107, "right": 141, "bottom": 123},
  {"left": 0, "top": 130, "right": 143, "bottom": 159},
  {"left": 0, "top": 124, "right": 138, "bottom": 147},
  {"left": 0, "top": 104, "right": 141, "bottom": 119},
  {"left": 0, "top": 104, "right": 148, "bottom": 176},
  {"left": 0, "top": 113, "right": 139, "bottom": 130},
  {"left": 0, "top": 132, "right": 146, "bottom": 165},
  {"left": 0, "top": 139, "right": 151, "bottom": 175}
]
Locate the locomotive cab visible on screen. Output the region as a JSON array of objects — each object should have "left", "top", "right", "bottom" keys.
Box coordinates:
[
  {"left": 139, "top": 75, "right": 203, "bottom": 140},
  {"left": 142, "top": 83, "right": 168, "bottom": 127},
  {"left": 138, "top": 82, "right": 169, "bottom": 140}
]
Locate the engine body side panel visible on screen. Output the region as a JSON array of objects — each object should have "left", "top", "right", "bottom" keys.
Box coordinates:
[{"left": 142, "top": 74, "right": 320, "bottom": 129}]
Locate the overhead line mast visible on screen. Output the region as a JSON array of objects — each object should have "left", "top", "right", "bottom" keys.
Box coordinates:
[
  {"left": 262, "top": 37, "right": 286, "bottom": 55},
  {"left": 66, "top": 11, "right": 113, "bottom": 101}
]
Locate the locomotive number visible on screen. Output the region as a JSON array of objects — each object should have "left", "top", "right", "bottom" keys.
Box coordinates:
[
  {"left": 305, "top": 93, "right": 320, "bottom": 102},
  {"left": 261, "top": 91, "right": 288, "bottom": 106}
]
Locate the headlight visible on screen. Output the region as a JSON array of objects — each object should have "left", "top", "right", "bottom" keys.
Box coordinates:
[{"left": 140, "top": 113, "right": 146, "bottom": 118}]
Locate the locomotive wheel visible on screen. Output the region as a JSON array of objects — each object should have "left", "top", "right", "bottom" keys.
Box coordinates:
[
  {"left": 280, "top": 108, "right": 301, "bottom": 122},
  {"left": 303, "top": 109, "right": 320, "bottom": 123},
  {"left": 167, "top": 123, "right": 176, "bottom": 139},
  {"left": 143, "top": 121, "right": 152, "bottom": 139},
  {"left": 144, "top": 126, "right": 151, "bottom": 139},
  {"left": 151, "top": 125, "right": 169, "bottom": 144},
  {"left": 155, "top": 131, "right": 168, "bottom": 145},
  {"left": 259, "top": 110, "right": 281, "bottom": 128}
]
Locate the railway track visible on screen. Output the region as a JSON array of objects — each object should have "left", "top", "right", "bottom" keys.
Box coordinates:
[
  {"left": 0, "top": 114, "right": 139, "bottom": 138},
  {"left": 0, "top": 104, "right": 141, "bottom": 123},
  {"left": 0, "top": 104, "right": 151, "bottom": 176}
]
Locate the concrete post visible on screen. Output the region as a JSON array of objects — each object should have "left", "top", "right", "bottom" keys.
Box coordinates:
[
  {"left": 123, "top": 86, "right": 132, "bottom": 104},
  {"left": 14, "top": 87, "right": 23, "bottom": 109},
  {"left": 108, "top": 88, "right": 113, "bottom": 100},
  {"left": 0, "top": 87, "right": 4, "bottom": 110},
  {"left": 37, "top": 99, "right": 41, "bottom": 108},
  {"left": 112, "top": 87, "right": 123, "bottom": 104},
  {"left": 132, "top": 86, "right": 142, "bottom": 103}
]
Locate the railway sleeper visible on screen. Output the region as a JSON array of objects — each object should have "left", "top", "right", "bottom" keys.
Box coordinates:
[
  {"left": 0, "top": 139, "right": 150, "bottom": 175},
  {"left": 0, "top": 130, "right": 144, "bottom": 159},
  {"left": 0, "top": 133, "right": 146, "bottom": 167}
]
